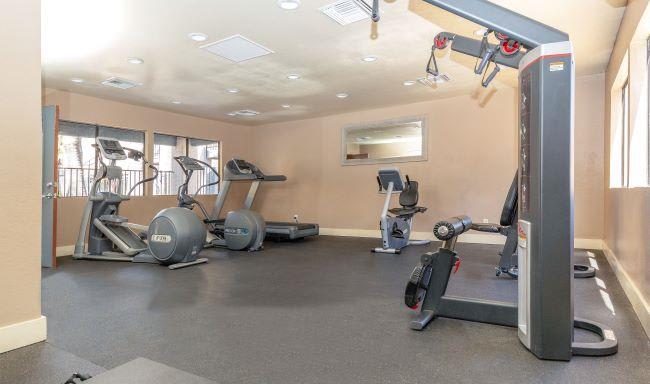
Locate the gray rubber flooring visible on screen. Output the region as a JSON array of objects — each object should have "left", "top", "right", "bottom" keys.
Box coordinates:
[{"left": 1, "top": 236, "right": 649, "bottom": 383}]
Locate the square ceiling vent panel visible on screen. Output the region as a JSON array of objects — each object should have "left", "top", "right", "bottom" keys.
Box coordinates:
[
  {"left": 201, "top": 35, "right": 274, "bottom": 63},
  {"left": 320, "top": 0, "right": 369, "bottom": 26},
  {"left": 101, "top": 77, "right": 141, "bottom": 90}
]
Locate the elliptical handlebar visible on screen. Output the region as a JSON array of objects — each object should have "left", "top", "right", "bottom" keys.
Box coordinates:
[
  {"left": 124, "top": 147, "right": 158, "bottom": 197},
  {"left": 173, "top": 156, "right": 220, "bottom": 198}
]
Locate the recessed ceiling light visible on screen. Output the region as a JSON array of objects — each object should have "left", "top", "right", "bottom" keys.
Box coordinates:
[
  {"left": 126, "top": 57, "right": 144, "bottom": 64},
  {"left": 171, "top": 101, "right": 181, "bottom": 105},
  {"left": 474, "top": 28, "right": 488, "bottom": 36},
  {"left": 278, "top": 0, "right": 300, "bottom": 10},
  {"left": 281, "top": 104, "right": 291, "bottom": 108},
  {"left": 226, "top": 88, "right": 240, "bottom": 94},
  {"left": 70, "top": 78, "right": 85, "bottom": 83},
  {"left": 188, "top": 32, "right": 208, "bottom": 42},
  {"left": 227, "top": 112, "right": 237, "bottom": 116},
  {"left": 403, "top": 80, "right": 416, "bottom": 86},
  {"left": 362, "top": 55, "right": 378, "bottom": 62},
  {"left": 336, "top": 93, "right": 349, "bottom": 99},
  {"left": 287, "top": 74, "right": 301, "bottom": 80}
]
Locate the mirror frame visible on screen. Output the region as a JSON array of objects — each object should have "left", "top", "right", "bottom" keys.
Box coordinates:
[{"left": 341, "top": 116, "right": 428, "bottom": 166}]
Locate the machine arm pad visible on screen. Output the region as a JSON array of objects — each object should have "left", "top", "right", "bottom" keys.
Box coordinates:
[
  {"left": 470, "top": 223, "right": 504, "bottom": 234},
  {"left": 433, "top": 216, "right": 472, "bottom": 241}
]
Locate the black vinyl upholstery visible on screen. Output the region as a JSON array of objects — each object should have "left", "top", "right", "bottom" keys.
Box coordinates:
[
  {"left": 400, "top": 180, "right": 419, "bottom": 207},
  {"left": 499, "top": 172, "right": 518, "bottom": 226},
  {"left": 390, "top": 179, "right": 427, "bottom": 217}
]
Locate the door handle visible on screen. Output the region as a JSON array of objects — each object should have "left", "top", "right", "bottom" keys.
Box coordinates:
[{"left": 42, "top": 192, "right": 57, "bottom": 199}]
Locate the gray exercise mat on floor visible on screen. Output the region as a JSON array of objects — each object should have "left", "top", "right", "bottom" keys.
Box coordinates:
[{"left": 86, "top": 357, "right": 216, "bottom": 383}]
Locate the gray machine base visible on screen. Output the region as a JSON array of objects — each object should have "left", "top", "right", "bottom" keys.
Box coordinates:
[
  {"left": 410, "top": 296, "right": 517, "bottom": 330},
  {"left": 572, "top": 318, "right": 618, "bottom": 356},
  {"left": 168, "top": 258, "right": 208, "bottom": 270},
  {"left": 410, "top": 298, "right": 618, "bottom": 357},
  {"left": 574, "top": 264, "right": 596, "bottom": 279},
  {"left": 372, "top": 239, "right": 431, "bottom": 254},
  {"left": 85, "top": 358, "right": 216, "bottom": 383},
  {"left": 75, "top": 252, "right": 207, "bottom": 270}
]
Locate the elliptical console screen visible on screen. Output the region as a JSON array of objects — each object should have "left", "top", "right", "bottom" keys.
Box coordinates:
[{"left": 97, "top": 137, "right": 127, "bottom": 160}]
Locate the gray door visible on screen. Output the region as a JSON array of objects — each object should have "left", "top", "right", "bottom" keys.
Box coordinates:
[{"left": 42, "top": 105, "right": 59, "bottom": 268}]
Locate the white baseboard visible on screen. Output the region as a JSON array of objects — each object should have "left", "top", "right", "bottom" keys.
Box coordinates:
[
  {"left": 574, "top": 238, "right": 603, "bottom": 250},
  {"left": 56, "top": 245, "right": 77, "bottom": 257},
  {"left": 0, "top": 316, "right": 47, "bottom": 354},
  {"left": 603, "top": 244, "right": 650, "bottom": 339},
  {"left": 319, "top": 228, "right": 602, "bottom": 248},
  {"left": 319, "top": 228, "right": 504, "bottom": 244}
]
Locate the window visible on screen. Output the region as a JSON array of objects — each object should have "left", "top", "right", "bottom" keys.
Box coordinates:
[
  {"left": 57, "top": 121, "right": 96, "bottom": 197},
  {"left": 609, "top": 39, "right": 650, "bottom": 188},
  {"left": 57, "top": 121, "right": 146, "bottom": 197},
  {"left": 98, "top": 126, "right": 146, "bottom": 196},
  {"left": 622, "top": 80, "right": 630, "bottom": 187},
  {"left": 187, "top": 138, "right": 220, "bottom": 195},
  {"left": 153, "top": 134, "right": 187, "bottom": 195},
  {"left": 152, "top": 135, "right": 220, "bottom": 196}
]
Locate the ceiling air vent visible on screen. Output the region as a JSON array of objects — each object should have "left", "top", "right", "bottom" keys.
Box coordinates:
[
  {"left": 320, "top": 0, "right": 370, "bottom": 26},
  {"left": 201, "top": 35, "right": 274, "bottom": 63},
  {"left": 417, "top": 74, "right": 451, "bottom": 87},
  {"left": 101, "top": 77, "right": 141, "bottom": 90},
  {"left": 229, "top": 110, "right": 260, "bottom": 117}
]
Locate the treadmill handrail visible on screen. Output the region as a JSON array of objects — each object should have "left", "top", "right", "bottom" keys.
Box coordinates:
[{"left": 263, "top": 175, "right": 287, "bottom": 182}]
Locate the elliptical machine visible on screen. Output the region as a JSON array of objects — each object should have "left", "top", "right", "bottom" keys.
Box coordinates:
[
  {"left": 171, "top": 155, "right": 265, "bottom": 251},
  {"left": 371, "top": 168, "right": 430, "bottom": 254},
  {"left": 73, "top": 137, "right": 207, "bottom": 270}
]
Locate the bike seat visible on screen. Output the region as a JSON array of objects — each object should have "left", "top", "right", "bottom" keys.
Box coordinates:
[{"left": 389, "top": 206, "right": 427, "bottom": 216}]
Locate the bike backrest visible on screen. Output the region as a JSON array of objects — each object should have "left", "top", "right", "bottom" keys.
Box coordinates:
[{"left": 400, "top": 180, "right": 419, "bottom": 208}]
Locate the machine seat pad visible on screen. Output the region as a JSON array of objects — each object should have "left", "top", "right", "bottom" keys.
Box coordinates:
[
  {"left": 389, "top": 206, "right": 427, "bottom": 216},
  {"left": 99, "top": 214, "right": 128, "bottom": 224}
]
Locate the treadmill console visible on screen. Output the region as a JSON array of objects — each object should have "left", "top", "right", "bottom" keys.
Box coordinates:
[
  {"left": 231, "top": 158, "right": 253, "bottom": 174},
  {"left": 96, "top": 137, "right": 127, "bottom": 161}
]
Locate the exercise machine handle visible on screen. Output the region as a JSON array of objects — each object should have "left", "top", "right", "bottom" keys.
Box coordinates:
[
  {"left": 475, "top": 47, "right": 495, "bottom": 75},
  {"left": 481, "top": 64, "right": 501, "bottom": 87}
]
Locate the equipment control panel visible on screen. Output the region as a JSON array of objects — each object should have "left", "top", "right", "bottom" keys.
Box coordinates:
[{"left": 96, "top": 137, "right": 127, "bottom": 161}]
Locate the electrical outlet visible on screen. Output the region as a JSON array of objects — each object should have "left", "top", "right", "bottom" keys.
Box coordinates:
[
  {"left": 483, "top": 218, "right": 489, "bottom": 223},
  {"left": 293, "top": 214, "right": 300, "bottom": 223}
]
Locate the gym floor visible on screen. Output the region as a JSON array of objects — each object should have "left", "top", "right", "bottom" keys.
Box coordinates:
[{"left": 1, "top": 236, "right": 649, "bottom": 384}]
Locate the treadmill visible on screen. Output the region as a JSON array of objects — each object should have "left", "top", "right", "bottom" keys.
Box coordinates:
[{"left": 211, "top": 158, "right": 319, "bottom": 240}]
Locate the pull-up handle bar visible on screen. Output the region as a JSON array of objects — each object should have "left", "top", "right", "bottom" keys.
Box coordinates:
[{"left": 354, "top": 0, "right": 380, "bottom": 22}]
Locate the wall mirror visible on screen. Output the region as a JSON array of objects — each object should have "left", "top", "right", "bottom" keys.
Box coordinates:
[{"left": 342, "top": 116, "right": 427, "bottom": 165}]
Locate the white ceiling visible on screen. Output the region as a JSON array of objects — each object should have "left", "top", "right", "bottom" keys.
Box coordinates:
[{"left": 42, "top": 0, "right": 626, "bottom": 126}]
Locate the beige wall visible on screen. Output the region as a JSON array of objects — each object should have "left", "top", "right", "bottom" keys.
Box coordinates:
[
  {"left": 575, "top": 74, "right": 606, "bottom": 240},
  {"left": 249, "top": 78, "right": 605, "bottom": 240},
  {"left": 604, "top": 0, "right": 650, "bottom": 334},
  {"left": 43, "top": 89, "right": 254, "bottom": 247},
  {"left": 0, "top": 0, "right": 42, "bottom": 329},
  {"left": 250, "top": 89, "right": 519, "bottom": 233}
]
